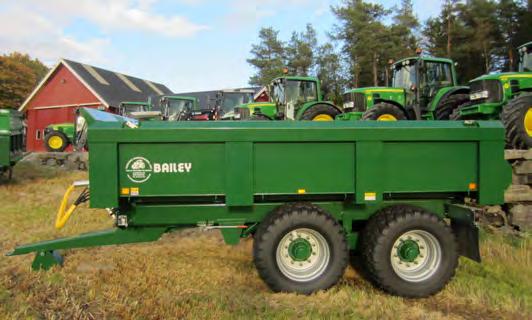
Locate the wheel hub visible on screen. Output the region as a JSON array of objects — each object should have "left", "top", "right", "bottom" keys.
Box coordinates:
[
  {"left": 390, "top": 230, "right": 442, "bottom": 282},
  {"left": 312, "top": 114, "right": 333, "bottom": 121},
  {"left": 276, "top": 228, "right": 330, "bottom": 282},
  {"left": 525, "top": 107, "right": 532, "bottom": 137},
  {"left": 377, "top": 114, "right": 397, "bottom": 121},
  {"left": 288, "top": 238, "right": 312, "bottom": 261},
  {"left": 48, "top": 136, "right": 64, "bottom": 149},
  {"left": 396, "top": 239, "right": 420, "bottom": 262}
]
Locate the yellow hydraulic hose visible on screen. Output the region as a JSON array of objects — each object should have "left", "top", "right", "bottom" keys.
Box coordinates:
[{"left": 55, "top": 181, "right": 89, "bottom": 229}]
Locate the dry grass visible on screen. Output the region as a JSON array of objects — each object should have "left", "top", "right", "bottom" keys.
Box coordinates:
[{"left": 0, "top": 162, "right": 530, "bottom": 319}]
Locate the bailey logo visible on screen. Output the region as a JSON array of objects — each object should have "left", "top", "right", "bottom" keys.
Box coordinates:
[
  {"left": 125, "top": 157, "right": 153, "bottom": 183},
  {"left": 125, "top": 157, "right": 193, "bottom": 183}
]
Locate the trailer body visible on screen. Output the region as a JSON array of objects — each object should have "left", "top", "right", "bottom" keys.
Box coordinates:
[
  {"left": 9, "top": 109, "right": 512, "bottom": 297},
  {"left": 0, "top": 109, "right": 24, "bottom": 176}
]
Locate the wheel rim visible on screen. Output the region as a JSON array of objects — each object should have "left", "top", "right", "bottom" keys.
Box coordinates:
[
  {"left": 48, "top": 136, "right": 63, "bottom": 149},
  {"left": 390, "top": 230, "right": 442, "bottom": 282},
  {"left": 525, "top": 107, "right": 532, "bottom": 137},
  {"left": 377, "top": 114, "right": 397, "bottom": 121},
  {"left": 312, "top": 114, "right": 334, "bottom": 121},
  {"left": 276, "top": 228, "right": 330, "bottom": 282}
]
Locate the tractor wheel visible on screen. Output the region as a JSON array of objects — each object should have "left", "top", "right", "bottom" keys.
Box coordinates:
[
  {"left": 501, "top": 94, "right": 532, "bottom": 149},
  {"left": 435, "top": 93, "right": 469, "bottom": 120},
  {"left": 360, "top": 205, "right": 458, "bottom": 298},
  {"left": 361, "top": 103, "right": 407, "bottom": 121},
  {"left": 44, "top": 130, "right": 69, "bottom": 152},
  {"left": 300, "top": 104, "right": 341, "bottom": 121},
  {"left": 253, "top": 202, "right": 348, "bottom": 294}
]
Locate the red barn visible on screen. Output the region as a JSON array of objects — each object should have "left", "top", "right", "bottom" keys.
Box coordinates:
[{"left": 19, "top": 59, "right": 172, "bottom": 152}]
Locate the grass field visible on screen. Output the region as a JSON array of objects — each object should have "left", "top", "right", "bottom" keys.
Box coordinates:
[{"left": 0, "top": 162, "right": 531, "bottom": 319}]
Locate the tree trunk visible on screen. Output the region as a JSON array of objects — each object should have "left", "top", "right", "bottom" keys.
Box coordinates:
[
  {"left": 446, "top": 1, "right": 452, "bottom": 57},
  {"left": 373, "top": 52, "right": 378, "bottom": 86}
]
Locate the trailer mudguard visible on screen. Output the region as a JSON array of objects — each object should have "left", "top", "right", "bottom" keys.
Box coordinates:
[{"left": 446, "top": 204, "right": 481, "bottom": 262}]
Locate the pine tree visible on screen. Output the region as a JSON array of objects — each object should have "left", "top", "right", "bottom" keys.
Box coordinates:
[{"left": 247, "top": 27, "right": 286, "bottom": 86}]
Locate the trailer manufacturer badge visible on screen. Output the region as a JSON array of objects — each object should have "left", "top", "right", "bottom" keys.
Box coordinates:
[
  {"left": 125, "top": 157, "right": 193, "bottom": 183},
  {"left": 125, "top": 157, "right": 153, "bottom": 183}
]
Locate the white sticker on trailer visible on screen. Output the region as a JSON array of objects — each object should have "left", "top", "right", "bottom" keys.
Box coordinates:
[{"left": 364, "top": 192, "right": 377, "bottom": 201}]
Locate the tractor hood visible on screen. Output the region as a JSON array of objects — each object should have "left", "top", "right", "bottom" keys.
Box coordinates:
[
  {"left": 347, "top": 87, "right": 405, "bottom": 95},
  {"left": 470, "top": 72, "right": 532, "bottom": 82}
]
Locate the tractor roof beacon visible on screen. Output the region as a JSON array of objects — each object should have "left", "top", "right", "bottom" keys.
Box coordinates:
[
  {"left": 339, "top": 56, "right": 469, "bottom": 122},
  {"left": 8, "top": 108, "right": 512, "bottom": 298},
  {"left": 237, "top": 76, "right": 342, "bottom": 121},
  {"left": 451, "top": 42, "right": 532, "bottom": 149}
]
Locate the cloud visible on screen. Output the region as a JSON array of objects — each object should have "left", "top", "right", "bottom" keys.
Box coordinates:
[
  {"left": 223, "top": 0, "right": 316, "bottom": 29},
  {"left": 0, "top": 0, "right": 209, "bottom": 65},
  {"left": 20, "top": 0, "right": 209, "bottom": 37},
  {"left": 0, "top": 6, "right": 110, "bottom": 64}
]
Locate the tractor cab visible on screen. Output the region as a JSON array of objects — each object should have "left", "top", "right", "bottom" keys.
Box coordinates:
[
  {"left": 237, "top": 76, "right": 341, "bottom": 121},
  {"left": 518, "top": 42, "right": 532, "bottom": 72},
  {"left": 216, "top": 89, "right": 255, "bottom": 120},
  {"left": 149, "top": 95, "right": 198, "bottom": 121},
  {"left": 393, "top": 57, "right": 455, "bottom": 118},
  {"left": 339, "top": 55, "right": 467, "bottom": 121},
  {"left": 118, "top": 102, "right": 150, "bottom": 117}
]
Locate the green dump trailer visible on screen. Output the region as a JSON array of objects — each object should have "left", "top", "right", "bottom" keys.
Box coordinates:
[
  {"left": 8, "top": 108, "right": 511, "bottom": 297},
  {"left": 0, "top": 109, "right": 24, "bottom": 178}
]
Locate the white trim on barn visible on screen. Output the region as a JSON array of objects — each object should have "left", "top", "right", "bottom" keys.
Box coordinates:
[
  {"left": 31, "top": 102, "right": 102, "bottom": 110},
  {"left": 18, "top": 61, "right": 62, "bottom": 112},
  {"left": 18, "top": 59, "right": 111, "bottom": 112}
]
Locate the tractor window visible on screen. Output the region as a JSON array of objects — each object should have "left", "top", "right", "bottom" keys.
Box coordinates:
[
  {"left": 423, "top": 62, "right": 452, "bottom": 87},
  {"left": 519, "top": 47, "right": 532, "bottom": 72},
  {"left": 284, "top": 80, "right": 318, "bottom": 105},
  {"left": 121, "top": 104, "right": 148, "bottom": 117},
  {"left": 393, "top": 65, "right": 417, "bottom": 89},
  {"left": 166, "top": 100, "right": 193, "bottom": 121},
  {"left": 220, "top": 93, "right": 253, "bottom": 114}
]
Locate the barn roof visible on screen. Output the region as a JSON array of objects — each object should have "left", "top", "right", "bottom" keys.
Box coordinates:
[{"left": 19, "top": 59, "right": 173, "bottom": 111}]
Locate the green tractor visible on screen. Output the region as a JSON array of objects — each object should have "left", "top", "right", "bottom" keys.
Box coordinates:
[
  {"left": 339, "top": 56, "right": 469, "bottom": 121},
  {"left": 43, "top": 122, "right": 75, "bottom": 152},
  {"left": 0, "top": 109, "right": 24, "bottom": 179},
  {"left": 236, "top": 76, "right": 342, "bottom": 121},
  {"left": 451, "top": 42, "right": 532, "bottom": 149}
]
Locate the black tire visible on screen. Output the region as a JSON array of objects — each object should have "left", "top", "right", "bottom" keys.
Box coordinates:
[
  {"left": 253, "top": 202, "right": 348, "bottom": 294},
  {"left": 300, "top": 104, "right": 341, "bottom": 121},
  {"left": 44, "top": 130, "right": 69, "bottom": 152},
  {"left": 251, "top": 113, "right": 272, "bottom": 120},
  {"left": 435, "top": 93, "right": 469, "bottom": 120},
  {"left": 361, "top": 102, "right": 407, "bottom": 120},
  {"left": 360, "top": 205, "right": 458, "bottom": 298},
  {"left": 501, "top": 94, "right": 532, "bottom": 149}
]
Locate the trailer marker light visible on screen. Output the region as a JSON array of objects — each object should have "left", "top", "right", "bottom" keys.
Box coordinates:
[
  {"left": 121, "top": 188, "right": 130, "bottom": 195},
  {"left": 468, "top": 183, "right": 477, "bottom": 191},
  {"left": 297, "top": 189, "right": 306, "bottom": 194}
]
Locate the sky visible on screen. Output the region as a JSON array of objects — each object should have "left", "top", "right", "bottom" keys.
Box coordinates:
[{"left": 0, "top": 0, "right": 443, "bottom": 93}]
